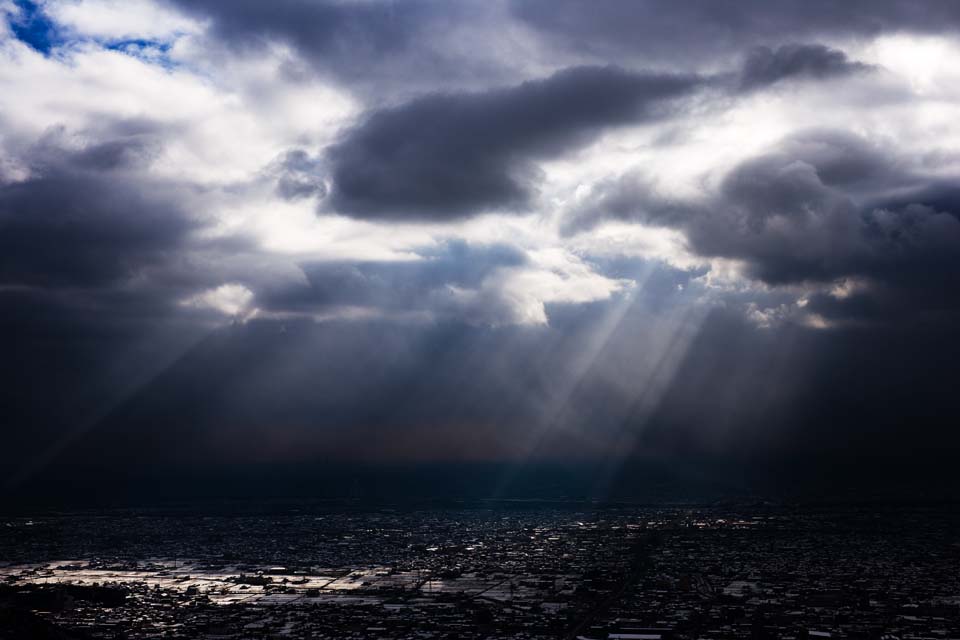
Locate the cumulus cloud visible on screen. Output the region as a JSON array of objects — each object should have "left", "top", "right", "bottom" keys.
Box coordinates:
[
  {"left": 44, "top": 0, "right": 199, "bottom": 41},
  {"left": 253, "top": 240, "right": 627, "bottom": 327},
  {"left": 165, "top": 0, "right": 437, "bottom": 70},
  {"left": 268, "top": 148, "right": 327, "bottom": 201},
  {"left": 738, "top": 43, "right": 874, "bottom": 90},
  {"left": 512, "top": 0, "right": 960, "bottom": 67},
  {"left": 162, "top": 0, "right": 528, "bottom": 96},
  {"left": 565, "top": 128, "right": 960, "bottom": 326},
  {"left": 0, "top": 147, "right": 199, "bottom": 288},
  {"left": 325, "top": 66, "right": 701, "bottom": 220},
  {"left": 560, "top": 172, "right": 692, "bottom": 236},
  {"left": 183, "top": 283, "right": 255, "bottom": 318}
]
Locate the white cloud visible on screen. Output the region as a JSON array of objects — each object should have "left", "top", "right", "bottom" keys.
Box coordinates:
[
  {"left": 0, "top": 27, "right": 357, "bottom": 185},
  {"left": 42, "top": 0, "right": 200, "bottom": 41},
  {"left": 182, "top": 283, "right": 254, "bottom": 318},
  {"left": 567, "top": 222, "right": 705, "bottom": 272},
  {"left": 450, "top": 249, "right": 631, "bottom": 327}
]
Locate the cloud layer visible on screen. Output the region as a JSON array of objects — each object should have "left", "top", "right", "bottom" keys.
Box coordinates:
[
  {"left": 325, "top": 66, "right": 701, "bottom": 220},
  {"left": 2, "top": 0, "right": 960, "bottom": 498}
]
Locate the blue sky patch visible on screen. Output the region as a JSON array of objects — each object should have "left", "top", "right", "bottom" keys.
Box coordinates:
[{"left": 9, "top": 0, "right": 60, "bottom": 54}]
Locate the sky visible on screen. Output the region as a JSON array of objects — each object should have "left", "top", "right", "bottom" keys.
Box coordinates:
[{"left": 2, "top": 0, "right": 960, "bottom": 501}]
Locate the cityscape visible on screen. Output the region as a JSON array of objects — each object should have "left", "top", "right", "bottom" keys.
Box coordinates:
[{"left": 2, "top": 503, "right": 958, "bottom": 638}]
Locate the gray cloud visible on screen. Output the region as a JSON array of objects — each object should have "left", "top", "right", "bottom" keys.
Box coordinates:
[
  {"left": 0, "top": 136, "right": 210, "bottom": 483},
  {"left": 257, "top": 240, "right": 528, "bottom": 320},
  {"left": 0, "top": 163, "right": 198, "bottom": 289},
  {"left": 165, "top": 0, "right": 960, "bottom": 88},
  {"left": 562, "top": 128, "right": 902, "bottom": 233},
  {"left": 512, "top": 0, "right": 960, "bottom": 67},
  {"left": 561, "top": 172, "right": 692, "bottom": 235},
  {"left": 164, "top": 0, "right": 515, "bottom": 95},
  {"left": 269, "top": 149, "right": 327, "bottom": 201},
  {"left": 565, "top": 129, "right": 960, "bottom": 323},
  {"left": 166, "top": 0, "right": 429, "bottom": 62},
  {"left": 738, "top": 43, "right": 873, "bottom": 90},
  {"left": 324, "top": 66, "right": 701, "bottom": 221},
  {"left": 689, "top": 132, "right": 960, "bottom": 293},
  {"left": 699, "top": 158, "right": 960, "bottom": 289}
]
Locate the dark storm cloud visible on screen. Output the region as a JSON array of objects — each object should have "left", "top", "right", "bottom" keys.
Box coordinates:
[
  {"left": 565, "top": 129, "right": 960, "bottom": 323},
  {"left": 21, "top": 123, "right": 165, "bottom": 173},
  {"left": 686, "top": 137, "right": 960, "bottom": 293},
  {"left": 0, "top": 126, "right": 266, "bottom": 301},
  {"left": 163, "top": 0, "right": 506, "bottom": 93},
  {"left": 0, "top": 164, "right": 196, "bottom": 289},
  {"left": 512, "top": 0, "right": 960, "bottom": 66},
  {"left": 738, "top": 43, "right": 873, "bottom": 90},
  {"left": 324, "top": 66, "right": 701, "bottom": 220},
  {"left": 69, "top": 137, "right": 162, "bottom": 171},
  {"left": 163, "top": 0, "right": 960, "bottom": 87},
  {"left": 0, "top": 136, "right": 213, "bottom": 489},
  {"left": 771, "top": 130, "right": 902, "bottom": 191},
  {"left": 165, "top": 0, "right": 424, "bottom": 59},
  {"left": 561, "top": 172, "right": 692, "bottom": 235},
  {"left": 863, "top": 181, "right": 960, "bottom": 215}
]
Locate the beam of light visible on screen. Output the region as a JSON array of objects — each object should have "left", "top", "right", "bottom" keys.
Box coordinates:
[
  {"left": 3, "top": 322, "right": 217, "bottom": 492},
  {"left": 706, "top": 315, "right": 807, "bottom": 452},
  {"left": 491, "top": 262, "right": 658, "bottom": 498},
  {"left": 591, "top": 300, "right": 713, "bottom": 499}
]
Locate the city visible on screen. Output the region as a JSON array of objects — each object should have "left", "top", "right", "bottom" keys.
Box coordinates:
[{"left": 2, "top": 503, "right": 957, "bottom": 638}]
